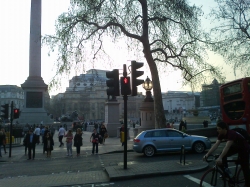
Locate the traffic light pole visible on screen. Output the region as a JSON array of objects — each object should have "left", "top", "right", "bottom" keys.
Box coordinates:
[
  {"left": 9, "top": 101, "right": 13, "bottom": 158},
  {"left": 123, "top": 94, "right": 128, "bottom": 169},
  {"left": 123, "top": 64, "right": 128, "bottom": 169}
]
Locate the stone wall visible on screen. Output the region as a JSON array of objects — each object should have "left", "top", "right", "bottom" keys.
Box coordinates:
[{"left": 185, "top": 127, "right": 217, "bottom": 137}]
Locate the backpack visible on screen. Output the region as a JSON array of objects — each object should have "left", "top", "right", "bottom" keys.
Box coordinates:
[{"left": 232, "top": 128, "right": 250, "bottom": 142}]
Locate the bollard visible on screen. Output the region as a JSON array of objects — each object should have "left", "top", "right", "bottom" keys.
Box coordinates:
[{"left": 180, "top": 145, "right": 186, "bottom": 165}]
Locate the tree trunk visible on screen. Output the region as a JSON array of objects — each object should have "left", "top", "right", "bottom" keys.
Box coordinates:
[{"left": 143, "top": 45, "right": 166, "bottom": 129}]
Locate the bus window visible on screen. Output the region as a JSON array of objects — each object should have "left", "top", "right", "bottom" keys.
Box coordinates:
[
  {"left": 223, "top": 101, "right": 245, "bottom": 120},
  {"left": 223, "top": 83, "right": 241, "bottom": 96}
]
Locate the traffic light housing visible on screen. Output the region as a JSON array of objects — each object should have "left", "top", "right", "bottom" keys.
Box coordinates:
[
  {"left": 13, "top": 108, "right": 20, "bottom": 119},
  {"left": 121, "top": 77, "right": 131, "bottom": 95},
  {"left": 1, "top": 104, "right": 9, "bottom": 119},
  {"left": 106, "top": 69, "right": 120, "bottom": 96},
  {"left": 131, "top": 61, "right": 144, "bottom": 96}
]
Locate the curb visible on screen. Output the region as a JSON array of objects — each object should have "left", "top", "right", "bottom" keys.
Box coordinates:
[{"left": 105, "top": 160, "right": 209, "bottom": 181}]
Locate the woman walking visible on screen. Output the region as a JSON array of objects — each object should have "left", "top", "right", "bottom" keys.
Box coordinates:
[
  {"left": 64, "top": 129, "right": 73, "bottom": 156},
  {"left": 43, "top": 126, "right": 50, "bottom": 154},
  {"left": 90, "top": 129, "right": 100, "bottom": 155},
  {"left": 74, "top": 128, "right": 83, "bottom": 157},
  {"left": 44, "top": 132, "right": 54, "bottom": 157},
  {"left": 1, "top": 129, "right": 7, "bottom": 154},
  {"left": 100, "top": 124, "right": 107, "bottom": 145}
]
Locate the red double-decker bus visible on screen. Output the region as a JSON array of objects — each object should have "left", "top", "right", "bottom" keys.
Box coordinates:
[{"left": 220, "top": 77, "right": 250, "bottom": 134}]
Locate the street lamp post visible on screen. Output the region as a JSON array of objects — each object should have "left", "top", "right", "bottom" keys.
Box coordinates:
[
  {"left": 137, "top": 76, "right": 155, "bottom": 134},
  {"left": 142, "top": 76, "right": 153, "bottom": 102}
]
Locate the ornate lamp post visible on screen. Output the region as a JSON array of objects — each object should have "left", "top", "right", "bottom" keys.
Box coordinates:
[
  {"left": 142, "top": 76, "right": 153, "bottom": 102},
  {"left": 136, "top": 76, "right": 155, "bottom": 134}
]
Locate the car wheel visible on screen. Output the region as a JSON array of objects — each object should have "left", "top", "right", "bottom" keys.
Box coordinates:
[
  {"left": 193, "top": 141, "right": 205, "bottom": 153},
  {"left": 143, "top": 145, "right": 155, "bottom": 157}
]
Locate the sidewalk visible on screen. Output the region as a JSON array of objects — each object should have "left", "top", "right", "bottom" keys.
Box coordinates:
[{"left": 0, "top": 129, "right": 215, "bottom": 187}]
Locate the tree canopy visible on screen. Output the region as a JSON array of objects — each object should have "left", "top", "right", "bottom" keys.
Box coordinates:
[
  {"left": 209, "top": 0, "right": 250, "bottom": 76},
  {"left": 44, "top": 0, "right": 224, "bottom": 128}
]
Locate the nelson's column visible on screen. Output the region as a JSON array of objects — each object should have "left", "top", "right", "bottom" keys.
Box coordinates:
[{"left": 18, "top": 0, "right": 52, "bottom": 124}]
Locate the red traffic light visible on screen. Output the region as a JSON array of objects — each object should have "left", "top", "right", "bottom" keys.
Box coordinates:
[
  {"left": 123, "top": 77, "right": 128, "bottom": 84},
  {"left": 120, "top": 77, "right": 131, "bottom": 95},
  {"left": 13, "top": 108, "right": 20, "bottom": 119}
]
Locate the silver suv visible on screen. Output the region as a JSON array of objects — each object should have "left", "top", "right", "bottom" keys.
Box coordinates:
[{"left": 133, "top": 128, "right": 211, "bottom": 157}]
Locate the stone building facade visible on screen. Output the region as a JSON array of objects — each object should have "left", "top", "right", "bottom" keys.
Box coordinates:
[
  {"left": 162, "top": 91, "right": 200, "bottom": 113},
  {"left": 200, "top": 79, "right": 222, "bottom": 107},
  {"left": 51, "top": 69, "right": 144, "bottom": 122},
  {"left": 0, "top": 85, "right": 24, "bottom": 112}
]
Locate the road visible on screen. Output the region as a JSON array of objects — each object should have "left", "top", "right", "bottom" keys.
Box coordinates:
[{"left": 0, "top": 143, "right": 226, "bottom": 186}]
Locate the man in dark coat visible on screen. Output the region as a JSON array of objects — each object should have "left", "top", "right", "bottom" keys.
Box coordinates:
[{"left": 25, "top": 129, "right": 37, "bottom": 160}]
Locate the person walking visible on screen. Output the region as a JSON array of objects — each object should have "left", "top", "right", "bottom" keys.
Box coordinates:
[
  {"left": 25, "top": 129, "right": 37, "bottom": 160},
  {"left": 90, "top": 129, "right": 100, "bottom": 155},
  {"left": 120, "top": 124, "right": 125, "bottom": 146},
  {"left": 58, "top": 125, "right": 66, "bottom": 147},
  {"left": 178, "top": 120, "right": 186, "bottom": 132},
  {"left": 74, "top": 128, "right": 83, "bottom": 156},
  {"left": 100, "top": 124, "right": 107, "bottom": 145},
  {"left": 1, "top": 129, "right": 7, "bottom": 154},
  {"left": 64, "top": 129, "right": 73, "bottom": 156},
  {"left": 33, "top": 125, "right": 41, "bottom": 145},
  {"left": 50, "top": 126, "right": 55, "bottom": 137},
  {"left": 44, "top": 132, "right": 54, "bottom": 158},
  {"left": 43, "top": 126, "right": 50, "bottom": 154},
  {"left": 0, "top": 131, "right": 3, "bottom": 157},
  {"left": 40, "top": 126, "right": 45, "bottom": 143},
  {"left": 166, "top": 122, "right": 171, "bottom": 128}
]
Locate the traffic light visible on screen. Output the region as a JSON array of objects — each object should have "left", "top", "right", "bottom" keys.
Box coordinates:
[
  {"left": 131, "top": 61, "right": 144, "bottom": 96},
  {"left": 13, "top": 108, "right": 20, "bottom": 119},
  {"left": 1, "top": 104, "right": 9, "bottom": 119},
  {"left": 106, "top": 69, "right": 120, "bottom": 96},
  {"left": 120, "top": 77, "right": 131, "bottom": 95}
]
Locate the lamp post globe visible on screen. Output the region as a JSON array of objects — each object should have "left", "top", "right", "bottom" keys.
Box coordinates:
[{"left": 142, "top": 76, "right": 153, "bottom": 102}]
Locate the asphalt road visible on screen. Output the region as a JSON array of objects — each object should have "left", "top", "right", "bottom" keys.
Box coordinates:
[
  {"left": 0, "top": 141, "right": 226, "bottom": 187},
  {"left": 0, "top": 150, "right": 204, "bottom": 178}
]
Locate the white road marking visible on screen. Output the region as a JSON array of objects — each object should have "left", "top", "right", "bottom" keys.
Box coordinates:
[{"left": 183, "top": 175, "right": 204, "bottom": 186}]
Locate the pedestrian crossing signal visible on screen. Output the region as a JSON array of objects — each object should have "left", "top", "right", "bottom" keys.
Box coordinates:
[
  {"left": 121, "top": 77, "right": 131, "bottom": 95},
  {"left": 13, "top": 108, "right": 20, "bottom": 119}
]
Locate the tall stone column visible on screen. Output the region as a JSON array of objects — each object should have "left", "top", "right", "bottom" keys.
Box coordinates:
[{"left": 18, "top": 0, "right": 52, "bottom": 125}]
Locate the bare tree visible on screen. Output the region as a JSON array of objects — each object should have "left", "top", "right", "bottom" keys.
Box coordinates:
[
  {"left": 209, "top": 0, "right": 250, "bottom": 76},
  {"left": 44, "top": 0, "right": 223, "bottom": 128}
]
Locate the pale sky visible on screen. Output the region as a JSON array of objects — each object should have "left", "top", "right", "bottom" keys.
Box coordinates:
[{"left": 0, "top": 0, "right": 241, "bottom": 96}]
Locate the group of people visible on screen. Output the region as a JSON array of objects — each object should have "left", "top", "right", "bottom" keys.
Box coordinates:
[
  {"left": 22, "top": 123, "right": 109, "bottom": 159},
  {"left": 23, "top": 126, "right": 55, "bottom": 160},
  {"left": 59, "top": 123, "right": 108, "bottom": 156}
]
